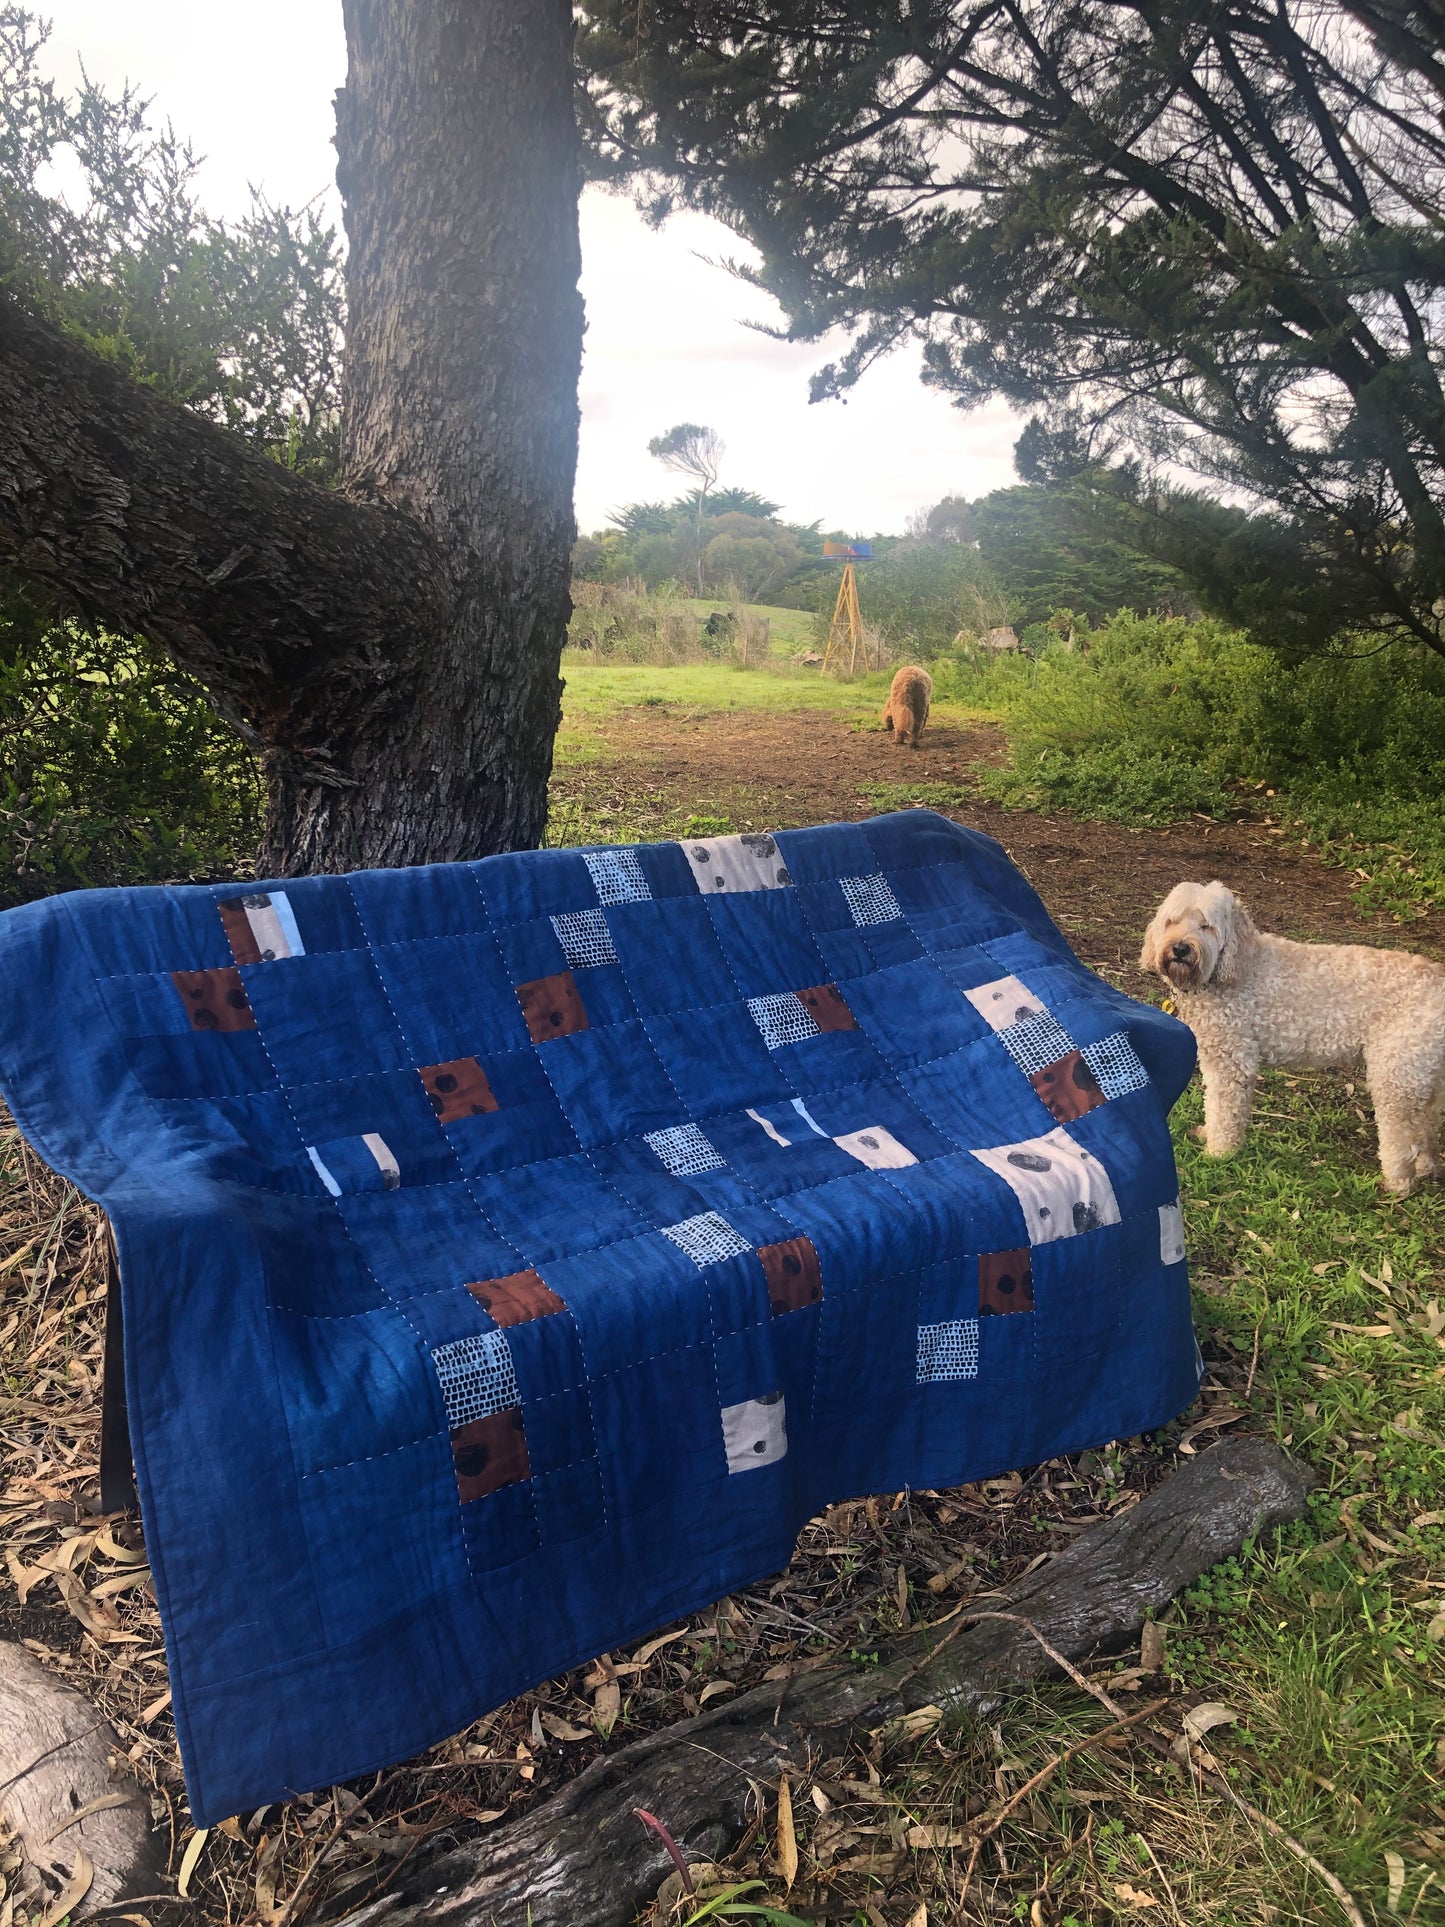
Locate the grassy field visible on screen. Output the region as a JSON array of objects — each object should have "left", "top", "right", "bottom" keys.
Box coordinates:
[{"left": 1, "top": 657, "right": 1442, "bottom": 1927}]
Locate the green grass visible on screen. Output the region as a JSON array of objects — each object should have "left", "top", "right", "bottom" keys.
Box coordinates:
[{"left": 557, "top": 660, "right": 893, "bottom": 721}]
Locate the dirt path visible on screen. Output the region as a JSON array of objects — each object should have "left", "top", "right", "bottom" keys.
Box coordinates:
[{"left": 552, "top": 706, "right": 1444, "bottom": 974}]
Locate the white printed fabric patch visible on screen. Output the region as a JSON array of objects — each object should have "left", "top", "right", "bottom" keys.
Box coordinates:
[
  {"left": 645, "top": 1123, "right": 725, "bottom": 1177},
  {"left": 431, "top": 1330, "right": 519, "bottom": 1428},
  {"left": 1159, "top": 1199, "right": 1186, "bottom": 1267},
  {"left": 661, "top": 1212, "right": 753, "bottom": 1268},
  {"left": 1081, "top": 1032, "right": 1151, "bottom": 1101},
  {"left": 748, "top": 993, "right": 821, "bottom": 1051},
  {"left": 840, "top": 872, "right": 903, "bottom": 927},
  {"left": 833, "top": 1125, "right": 919, "bottom": 1171},
  {"left": 721, "top": 1392, "right": 788, "bottom": 1472},
  {"left": 964, "top": 974, "right": 1045, "bottom": 1033},
  {"left": 998, "top": 1008, "right": 1076, "bottom": 1077},
  {"left": 916, "top": 1319, "right": 980, "bottom": 1382},
  {"left": 970, "top": 1128, "right": 1122, "bottom": 1243},
  {"left": 219, "top": 890, "right": 304, "bottom": 963},
  {"left": 684, "top": 832, "right": 792, "bottom": 893},
  {"left": 306, "top": 1133, "right": 401, "bottom": 1197},
  {"left": 583, "top": 846, "right": 651, "bottom": 905},
  {"left": 551, "top": 908, "right": 618, "bottom": 970}
]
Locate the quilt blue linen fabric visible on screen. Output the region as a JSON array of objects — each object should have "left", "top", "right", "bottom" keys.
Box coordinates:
[{"left": 0, "top": 812, "right": 1199, "bottom": 1824}]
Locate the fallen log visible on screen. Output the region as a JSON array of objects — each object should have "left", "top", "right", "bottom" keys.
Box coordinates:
[
  {"left": 332, "top": 1436, "right": 1310, "bottom": 1927},
  {"left": 0, "top": 1640, "right": 163, "bottom": 1916}
]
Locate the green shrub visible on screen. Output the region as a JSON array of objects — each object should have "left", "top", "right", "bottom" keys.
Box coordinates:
[
  {"left": 946, "top": 611, "right": 1445, "bottom": 909},
  {"left": 1, "top": 600, "right": 261, "bottom": 906}
]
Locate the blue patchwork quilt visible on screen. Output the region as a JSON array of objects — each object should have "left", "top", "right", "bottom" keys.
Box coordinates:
[{"left": 0, "top": 812, "right": 1199, "bottom": 1824}]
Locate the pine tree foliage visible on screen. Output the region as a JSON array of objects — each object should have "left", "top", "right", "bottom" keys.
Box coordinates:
[{"left": 577, "top": 0, "right": 1445, "bottom": 655}]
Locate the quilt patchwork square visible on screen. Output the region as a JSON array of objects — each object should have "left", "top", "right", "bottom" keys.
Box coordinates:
[
  {"left": 419, "top": 1057, "right": 498, "bottom": 1123},
  {"left": 584, "top": 847, "right": 651, "bottom": 905},
  {"left": 432, "top": 1328, "right": 520, "bottom": 1428},
  {"left": 172, "top": 967, "right": 255, "bottom": 1033},
  {"left": 916, "top": 1318, "right": 980, "bottom": 1382},
  {"left": 840, "top": 873, "right": 903, "bottom": 927},
  {"left": 516, "top": 970, "right": 589, "bottom": 1043}
]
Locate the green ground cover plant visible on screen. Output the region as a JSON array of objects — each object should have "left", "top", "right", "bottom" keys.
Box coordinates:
[{"left": 944, "top": 614, "right": 1445, "bottom": 918}]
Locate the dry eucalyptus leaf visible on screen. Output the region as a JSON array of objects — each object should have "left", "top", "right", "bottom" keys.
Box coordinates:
[
  {"left": 1182, "top": 1701, "right": 1239, "bottom": 1742},
  {"left": 176, "top": 1828, "right": 208, "bottom": 1898},
  {"left": 905, "top": 1823, "right": 968, "bottom": 1849},
  {"left": 774, "top": 1775, "right": 798, "bottom": 1892},
  {"left": 37, "top": 1850, "right": 92, "bottom": 1927}
]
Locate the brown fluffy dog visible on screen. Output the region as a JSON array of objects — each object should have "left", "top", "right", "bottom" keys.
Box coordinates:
[{"left": 883, "top": 665, "right": 932, "bottom": 747}]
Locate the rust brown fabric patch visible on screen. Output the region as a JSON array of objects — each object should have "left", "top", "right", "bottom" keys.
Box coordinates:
[
  {"left": 451, "top": 1408, "right": 530, "bottom": 1502},
  {"left": 978, "top": 1247, "right": 1034, "bottom": 1316},
  {"left": 171, "top": 967, "right": 256, "bottom": 1033},
  {"left": 516, "top": 970, "right": 589, "bottom": 1044},
  {"left": 796, "top": 984, "right": 858, "bottom": 1032},
  {"left": 1029, "top": 1050, "right": 1104, "bottom": 1123},
  {"left": 419, "top": 1057, "right": 499, "bottom": 1123},
  {"left": 217, "top": 900, "right": 262, "bottom": 966},
  {"left": 467, "top": 1269, "right": 565, "bottom": 1328},
  {"left": 758, "top": 1236, "right": 824, "bottom": 1316}
]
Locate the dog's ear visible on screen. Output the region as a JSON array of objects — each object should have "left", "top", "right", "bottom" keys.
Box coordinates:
[
  {"left": 1204, "top": 882, "right": 1254, "bottom": 985},
  {"left": 1138, "top": 908, "right": 1164, "bottom": 976}
]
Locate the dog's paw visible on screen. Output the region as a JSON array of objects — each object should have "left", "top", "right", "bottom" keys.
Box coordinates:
[{"left": 1189, "top": 1124, "right": 1207, "bottom": 1142}]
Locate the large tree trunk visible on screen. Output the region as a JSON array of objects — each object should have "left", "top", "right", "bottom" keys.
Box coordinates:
[
  {"left": 307, "top": 0, "right": 583, "bottom": 874},
  {"left": 334, "top": 1438, "right": 1310, "bottom": 1927},
  {"left": 0, "top": 0, "right": 582, "bottom": 874}
]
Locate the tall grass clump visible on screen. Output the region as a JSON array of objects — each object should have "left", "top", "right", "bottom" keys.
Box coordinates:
[
  {"left": 566, "top": 579, "right": 709, "bottom": 664},
  {"left": 943, "top": 612, "right": 1445, "bottom": 912}
]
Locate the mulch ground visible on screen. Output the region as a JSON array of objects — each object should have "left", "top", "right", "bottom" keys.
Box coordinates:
[{"left": 552, "top": 705, "right": 1445, "bottom": 969}]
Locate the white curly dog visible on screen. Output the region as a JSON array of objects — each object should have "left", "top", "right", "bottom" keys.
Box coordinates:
[{"left": 1140, "top": 880, "right": 1445, "bottom": 1194}]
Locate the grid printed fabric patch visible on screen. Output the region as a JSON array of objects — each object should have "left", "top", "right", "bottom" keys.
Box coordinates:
[
  {"left": 1081, "top": 1032, "right": 1151, "bottom": 1100},
  {"left": 431, "top": 1330, "right": 520, "bottom": 1428},
  {"left": 840, "top": 873, "right": 903, "bottom": 927},
  {"left": 584, "top": 847, "right": 651, "bottom": 905},
  {"left": 645, "top": 1123, "right": 725, "bottom": 1177},
  {"left": 0, "top": 808, "right": 1201, "bottom": 1829},
  {"left": 551, "top": 908, "right": 619, "bottom": 970},
  {"left": 748, "top": 993, "right": 821, "bottom": 1050},
  {"left": 916, "top": 1319, "right": 980, "bottom": 1382},
  {"left": 998, "top": 1008, "right": 1076, "bottom": 1076},
  {"left": 661, "top": 1212, "right": 753, "bottom": 1267}
]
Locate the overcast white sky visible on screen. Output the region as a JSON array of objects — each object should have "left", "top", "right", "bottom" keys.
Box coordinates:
[{"left": 37, "top": 3, "right": 1022, "bottom": 535}]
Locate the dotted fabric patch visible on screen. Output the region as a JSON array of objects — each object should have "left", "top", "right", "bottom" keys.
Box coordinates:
[
  {"left": 661, "top": 1212, "right": 753, "bottom": 1267},
  {"left": 584, "top": 847, "right": 651, "bottom": 905},
  {"left": 1081, "top": 1032, "right": 1151, "bottom": 1100},
  {"left": 721, "top": 1393, "right": 788, "bottom": 1472},
  {"left": 916, "top": 1319, "right": 980, "bottom": 1382},
  {"left": 840, "top": 872, "right": 903, "bottom": 927},
  {"left": 748, "top": 993, "right": 821, "bottom": 1051},
  {"left": 551, "top": 908, "right": 619, "bottom": 971},
  {"left": 431, "top": 1330, "right": 520, "bottom": 1429},
  {"left": 645, "top": 1123, "right": 725, "bottom": 1177},
  {"left": 998, "top": 1008, "right": 1076, "bottom": 1077}
]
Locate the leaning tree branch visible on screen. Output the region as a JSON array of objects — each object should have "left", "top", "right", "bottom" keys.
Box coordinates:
[
  {"left": 331, "top": 1437, "right": 1310, "bottom": 1927},
  {"left": 0, "top": 294, "right": 450, "bottom": 754}
]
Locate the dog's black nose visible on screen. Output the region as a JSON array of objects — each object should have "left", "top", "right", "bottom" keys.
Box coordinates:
[{"left": 1170, "top": 941, "right": 1192, "bottom": 961}]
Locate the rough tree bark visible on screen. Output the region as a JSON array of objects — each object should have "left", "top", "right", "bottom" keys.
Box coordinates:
[
  {"left": 334, "top": 1438, "right": 1310, "bottom": 1927},
  {"left": 0, "top": 0, "right": 582, "bottom": 874}
]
